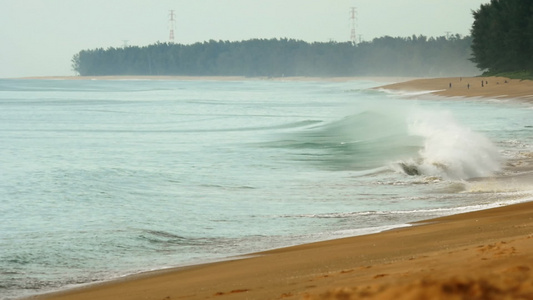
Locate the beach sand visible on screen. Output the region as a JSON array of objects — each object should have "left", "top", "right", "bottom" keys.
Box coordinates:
[
  {"left": 29, "top": 76, "right": 533, "bottom": 300},
  {"left": 378, "top": 76, "right": 533, "bottom": 103},
  {"left": 30, "top": 201, "right": 533, "bottom": 300}
]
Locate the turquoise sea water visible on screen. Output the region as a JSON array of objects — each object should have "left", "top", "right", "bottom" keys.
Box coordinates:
[{"left": 1, "top": 78, "right": 532, "bottom": 299}]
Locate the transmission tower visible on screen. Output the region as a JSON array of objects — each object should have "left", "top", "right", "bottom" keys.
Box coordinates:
[
  {"left": 350, "top": 7, "right": 357, "bottom": 45},
  {"left": 169, "top": 10, "right": 176, "bottom": 43}
]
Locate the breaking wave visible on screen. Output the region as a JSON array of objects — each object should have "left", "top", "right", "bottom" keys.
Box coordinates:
[
  {"left": 398, "top": 108, "right": 502, "bottom": 180},
  {"left": 279, "top": 105, "right": 501, "bottom": 180}
]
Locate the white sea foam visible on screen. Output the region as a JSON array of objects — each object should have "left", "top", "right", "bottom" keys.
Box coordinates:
[
  {"left": 377, "top": 88, "right": 445, "bottom": 97},
  {"left": 397, "top": 108, "right": 502, "bottom": 180}
]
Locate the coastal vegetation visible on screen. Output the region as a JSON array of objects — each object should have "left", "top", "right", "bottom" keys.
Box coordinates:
[
  {"left": 71, "top": 1, "right": 533, "bottom": 79},
  {"left": 470, "top": 0, "right": 533, "bottom": 77},
  {"left": 71, "top": 35, "right": 477, "bottom": 77}
]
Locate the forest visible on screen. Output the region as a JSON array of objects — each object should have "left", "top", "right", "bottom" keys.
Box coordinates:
[
  {"left": 72, "top": 35, "right": 478, "bottom": 77},
  {"left": 470, "top": 0, "right": 533, "bottom": 74}
]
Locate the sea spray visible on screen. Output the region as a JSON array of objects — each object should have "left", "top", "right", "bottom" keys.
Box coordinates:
[
  {"left": 403, "top": 108, "right": 502, "bottom": 180},
  {"left": 277, "top": 102, "right": 501, "bottom": 180}
]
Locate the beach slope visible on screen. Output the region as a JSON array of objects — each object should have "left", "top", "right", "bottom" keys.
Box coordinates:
[
  {"left": 31, "top": 201, "right": 533, "bottom": 300},
  {"left": 379, "top": 76, "right": 533, "bottom": 101}
]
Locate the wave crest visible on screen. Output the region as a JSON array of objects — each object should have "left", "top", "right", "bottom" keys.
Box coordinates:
[
  {"left": 277, "top": 105, "right": 502, "bottom": 180},
  {"left": 397, "top": 109, "right": 502, "bottom": 180}
]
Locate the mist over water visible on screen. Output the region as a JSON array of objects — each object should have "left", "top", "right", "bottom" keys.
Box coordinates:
[{"left": 0, "top": 79, "right": 531, "bottom": 299}]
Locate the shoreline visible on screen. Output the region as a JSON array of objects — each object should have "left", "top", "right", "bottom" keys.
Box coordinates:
[
  {"left": 10, "top": 75, "right": 417, "bottom": 83},
  {"left": 29, "top": 200, "right": 533, "bottom": 300},
  {"left": 377, "top": 76, "right": 533, "bottom": 102},
  {"left": 24, "top": 76, "right": 533, "bottom": 299},
  {"left": 14, "top": 75, "right": 533, "bottom": 101}
]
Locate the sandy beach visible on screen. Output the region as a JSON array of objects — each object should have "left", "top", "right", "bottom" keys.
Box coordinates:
[
  {"left": 30, "top": 200, "right": 533, "bottom": 300},
  {"left": 28, "top": 76, "right": 533, "bottom": 300},
  {"left": 378, "top": 76, "right": 533, "bottom": 102}
]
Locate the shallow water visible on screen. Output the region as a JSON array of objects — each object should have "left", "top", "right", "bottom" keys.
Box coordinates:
[{"left": 1, "top": 78, "right": 532, "bottom": 299}]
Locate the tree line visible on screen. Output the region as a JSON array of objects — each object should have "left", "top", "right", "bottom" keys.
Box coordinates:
[
  {"left": 470, "top": 0, "right": 533, "bottom": 74},
  {"left": 72, "top": 35, "right": 478, "bottom": 77}
]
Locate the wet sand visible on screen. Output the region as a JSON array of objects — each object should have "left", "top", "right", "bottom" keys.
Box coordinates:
[{"left": 28, "top": 76, "right": 533, "bottom": 300}]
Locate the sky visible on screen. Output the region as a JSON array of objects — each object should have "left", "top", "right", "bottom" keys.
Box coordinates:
[{"left": 0, "top": 0, "right": 490, "bottom": 78}]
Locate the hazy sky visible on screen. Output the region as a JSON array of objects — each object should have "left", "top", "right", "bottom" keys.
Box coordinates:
[{"left": 0, "top": 0, "right": 490, "bottom": 78}]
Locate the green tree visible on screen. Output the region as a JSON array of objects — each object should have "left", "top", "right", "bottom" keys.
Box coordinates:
[
  {"left": 71, "top": 36, "right": 477, "bottom": 77},
  {"left": 471, "top": 0, "right": 533, "bottom": 73}
]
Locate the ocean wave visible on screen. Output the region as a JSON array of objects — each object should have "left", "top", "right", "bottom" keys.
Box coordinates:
[
  {"left": 283, "top": 206, "right": 474, "bottom": 220},
  {"left": 275, "top": 105, "right": 502, "bottom": 180},
  {"left": 393, "top": 108, "right": 502, "bottom": 180},
  {"left": 138, "top": 230, "right": 214, "bottom": 247},
  {"left": 283, "top": 195, "right": 533, "bottom": 221}
]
